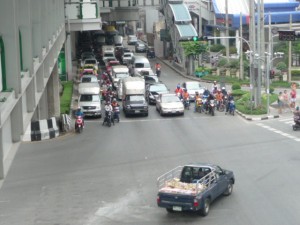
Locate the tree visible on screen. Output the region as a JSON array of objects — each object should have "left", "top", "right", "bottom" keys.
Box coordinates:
[{"left": 181, "top": 41, "right": 208, "bottom": 56}]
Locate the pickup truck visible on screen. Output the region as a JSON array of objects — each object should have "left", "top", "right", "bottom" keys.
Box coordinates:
[{"left": 157, "top": 163, "right": 235, "bottom": 216}]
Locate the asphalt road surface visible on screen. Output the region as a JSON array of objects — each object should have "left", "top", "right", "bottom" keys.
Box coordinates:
[{"left": 1, "top": 54, "right": 300, "bottom": 225}]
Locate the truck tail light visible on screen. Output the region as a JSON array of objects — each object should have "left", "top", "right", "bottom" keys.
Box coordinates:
[
  {"left": 157, "top": 196, "right": 161, "bottom": 204},
  {"left": 193, "top": 198, "right": 199, "bottom": 207}
]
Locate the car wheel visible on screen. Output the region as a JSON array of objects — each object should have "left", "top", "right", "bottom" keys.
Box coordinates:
[
  {"left": 145, "top": 112, "right": 149, "bottom": 117},
  {"left": 200, "top": 198, "right": 210, "bottom": 217},
  {"left": 223, "top": 181, "right": 233, "bottom": 196}
]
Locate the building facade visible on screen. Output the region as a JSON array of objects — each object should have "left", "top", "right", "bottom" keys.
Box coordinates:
[{"left": 0, "top": 0, "right": 65, "bottom": 180}]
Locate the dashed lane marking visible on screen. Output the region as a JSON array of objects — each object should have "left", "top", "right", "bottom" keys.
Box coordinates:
[{"left": 256, "top": 123, "right": 299, "bottom": 142}]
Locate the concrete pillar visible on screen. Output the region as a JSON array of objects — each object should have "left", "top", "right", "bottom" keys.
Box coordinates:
[
  {"left": 38, "top": 87, "right": 48, "bottom": 120},
  {"left": 65, "top": 34, "right": 73, "bottom": 81},
  {"left": 235, "top": 30, "right": 240, "bottom": 56},
  {"left": 0, "top": 129, "right": 3, "bottom": 179},
  {"left": 0, "top": 0, "right": 21, "bottom": 96},
  {"left": 220, "top": 30, "right": 226, "bottom": 46},
  {"left": 31, "top": 0, "right": 42, "bottom": 60},
  {"left": 26, "top": 80, "right": 35, "bottom": 113},
  {"left": 17, "top": 0, "right": 33, "bottom": 74},
  {"left": 11, "top": 102, "right": 23, "bottom": 142},
  {"left": 47, "top": 62, "right": 60, "bottom": 117}
]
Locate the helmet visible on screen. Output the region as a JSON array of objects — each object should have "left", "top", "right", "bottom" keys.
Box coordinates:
[
  {"left": 195, "top": 91, "right": 199, "bottom": 95},
  {"left": 177, "top": 84, "right": 180, "bottom": 89},
  {"left": 113, "top": 98, "right": 117, "bottom": 102},
  {"left": 183, "top": 88, "right": 187, "bottom": 92},
  {"left": 214, "top": 80, "right": 217, "bottom": 84},
  {"left": 106, "top": 101, "right": 110, "bottom": 105},
  {"left": 77, "top": 106, "right": 81, "bottom": 110},
  {"left": 222, "top": 87, "right": 225, "bottom": 90}
]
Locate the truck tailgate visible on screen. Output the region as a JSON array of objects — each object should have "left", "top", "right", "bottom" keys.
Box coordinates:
[{"left": 158, "top": 192, "right": 196, "bottom": 211}]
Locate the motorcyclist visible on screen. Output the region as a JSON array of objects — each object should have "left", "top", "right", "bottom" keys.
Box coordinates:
[
  {"left": 75, "top": 106, "right": 84, "bottom": 128},
  {"left": 215, "top": 89, "right": 223, "bottom": 110},
  {"left": 211, "top": 81, "right": 218, "bottom": 94},
  {"left": 205, "top": 92, "right": 215, "bottom": 113},
  {"left": 182, "top": 88, "right": 190, "bottom": 109},
  {"left": 225, "top": 92, "right": 234, "bottom": 114},
  {"left": 175, "top": 84, "right": 183, "bottom": 99},
  {"left": 111, "top": 98, "right": 120, "bottom": 122},
  {"left": 221, "top": 86, "right": 228, "bottom": 98},
  {"left": 155, "top": 63, "right": 161, "bottom": 76},
  {"left": 202, "top": 88, "right": 210, "bottom": 98},
  {"left": 194, "top": 91, "right": 203, "bottom": 112}
]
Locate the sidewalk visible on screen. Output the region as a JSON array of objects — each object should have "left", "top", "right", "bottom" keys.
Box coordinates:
[{"left": 158, "top": 57, "right": 298, "bottom": 121}]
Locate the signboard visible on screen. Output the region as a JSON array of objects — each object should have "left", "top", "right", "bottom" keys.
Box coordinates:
[{"left": 183, "top": 0, "right": 200, "bottom": 15}]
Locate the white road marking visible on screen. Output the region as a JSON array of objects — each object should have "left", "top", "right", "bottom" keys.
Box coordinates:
[{"left": 257, "top": 123, "right": 299, "bottom": 142}]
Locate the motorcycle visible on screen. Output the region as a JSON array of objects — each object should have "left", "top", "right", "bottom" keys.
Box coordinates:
[
  {"left": 228, "top": 100, "right": 235, "bottom": 116},
  {"left": 182, "top": 97, "right": 190, "bottom": 110},
  {"left": 75, "top": 115, "right": 84, "bottom": 133},
  {"left": 102, "top": 110, "right": 114, "bottom": 127},
  {"left": 206, "top": 99, "right": 215, "bottom": 116},
  {"left": 217, "top": 100, "right": 225, "bottom": 112},
  {"left": 156, "top": 67, "right": 161, "bottom": 77}
]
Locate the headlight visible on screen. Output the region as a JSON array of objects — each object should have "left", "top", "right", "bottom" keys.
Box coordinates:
[{"left": 95, "top": 106, "right": 101, "bottom": 110}]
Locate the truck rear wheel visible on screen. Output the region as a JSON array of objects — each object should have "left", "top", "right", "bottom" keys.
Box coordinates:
[{"left": 200, "top": 198, "right": 210, "bottom": 217}]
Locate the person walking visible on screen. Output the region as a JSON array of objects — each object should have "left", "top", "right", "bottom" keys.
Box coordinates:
[
  {"left": 277, "top": 91, "right": 284, "bottom": 114},
  {"left": 282, "top": 90, "right": 290, "bottom": 112},
  {"left": 290, "top": 83, "right": 297, "bottom": 110}
]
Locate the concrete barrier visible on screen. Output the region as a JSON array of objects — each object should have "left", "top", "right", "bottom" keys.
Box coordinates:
[{"left": 23, "top": 117, "right": 59, "bottom": 141}]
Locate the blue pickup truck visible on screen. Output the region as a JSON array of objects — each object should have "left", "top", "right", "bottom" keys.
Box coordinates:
[{"left": 156, "top": 163, "right": 235, "bottom": 216}]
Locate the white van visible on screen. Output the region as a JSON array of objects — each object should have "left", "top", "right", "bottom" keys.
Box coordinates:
[
  {"left": 132, "top": 56, "right": 151, "bottom": 76},
  {"left": 78, "top": 83, "right": 101, "bottom": 118},
  {"left": 111, "top": 65, "right": 130, "bottom": 88},
  {"left": 114, "top": 35, "right": 123, "bottom": 47}
]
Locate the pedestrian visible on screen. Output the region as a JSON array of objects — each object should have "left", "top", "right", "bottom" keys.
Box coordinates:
[
  {"left": 290, "top": 83, "right": 297, "bottom": 110},
  {"left": 277, "top": 91, "right": 284, "bottom": 114},
  {"left": 282, "top": 89, "right": 290, "bottom": 112}
]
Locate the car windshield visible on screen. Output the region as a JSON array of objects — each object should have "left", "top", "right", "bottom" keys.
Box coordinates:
[
  {"left": 81, "top": 77, "right": 93, "bottom": 83},
  {"left": 135, "top": 63, "right": 150, "bottom": 68},
  {"left": 85, "top": 59, "right": 96, "bottom": 64},
  {"left": 82, "top": 70, "right": 94, "bottom": 75},
  {"left": 115, "top": 73, "right": 129, "bottom": 78},
  {"left": 104, "top": 53, "right": 114, "bottom": 57},
  {"left": 84, "top": 66, "right": 94, "bottom": 69},
  {"left": 128, "top": 95, "right": 144, "bottom": 102},
  {"left": 124, "top": 54, "right": 132, "bottom": 58},
  {"left": 150, "top": 85, "right": 168, "bottom": 92},
  {"left": 80, "top": 94, "right": 100, "bottom": 102},
  {"left": 161, "top": 95, "right": 180, "bottom": 103},
  {"left": 186, "top": 82, "right": 202, "bottom": 90}
]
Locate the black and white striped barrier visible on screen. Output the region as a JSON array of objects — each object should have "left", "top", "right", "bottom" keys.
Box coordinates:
[
  {"left": 61, "top": 114, "right": 72, "bottom": 132},
  {"left": 23, "top": 117, "right": 59, "bottom": 141}
]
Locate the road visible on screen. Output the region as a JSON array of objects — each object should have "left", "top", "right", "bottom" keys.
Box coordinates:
[{"left": 1, "top": 54, "right": 300, "bottom": 225}]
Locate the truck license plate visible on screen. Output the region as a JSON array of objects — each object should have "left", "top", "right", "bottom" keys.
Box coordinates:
[
  {"left": 173, "top": 206, "right": 182, "bottom": 211},
  {"left": 135, "top": 110, "right": 140, "bottom": 113}
]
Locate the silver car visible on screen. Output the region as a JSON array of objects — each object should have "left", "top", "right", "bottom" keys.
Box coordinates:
[
  {"left": 182, "top": 81, "right": 205, "bottom": 101},
  {"left": 156, "top": 93, "right": 184, "bottom": 116}
]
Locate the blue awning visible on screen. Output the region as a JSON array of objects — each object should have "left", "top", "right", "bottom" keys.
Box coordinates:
[
  {"left": 176, "top": 24, "right": 197, "bottom": 39},
  {"left": 169, "top": 4, "right": 191, "bottom": 22}
]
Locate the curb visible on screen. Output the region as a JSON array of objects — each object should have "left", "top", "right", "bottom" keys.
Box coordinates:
[{"left": 235, "top": 110, "right": 280, "bottom": 121}]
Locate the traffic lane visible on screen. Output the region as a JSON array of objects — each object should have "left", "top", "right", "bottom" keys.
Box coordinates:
[{"left": 1, "top": 114, "right": 300, "bottom": 225}]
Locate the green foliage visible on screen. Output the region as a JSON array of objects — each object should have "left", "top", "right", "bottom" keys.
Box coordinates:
[
  {"left": 228, "top": 59, "right": 239, "bottom": 69},
  {"left": 291, "top": 70, "right": 300, "bottom": 80},
  {"left": 201, "top": 75, "right": 250, "bottom": 86},
  {"left": 269, "top": 86, "right": 275, "bottom": 94},
  {"left": 218, "top": 58, "right": 228, "bottom": 67},
  {"left": 231, "top": 89, "right": 247, "bottom": 99},
  {"left": 60, "top": 81, "right": 73, "bottom": 114},
  {"left": 271, "top": 81, "right": 297, "bottom": 88},
  {"left": 221, "top": 46, "right": 237, "bottom": 55},
  {"left": 232, "top": 83, "right": 241, "bottom": 90},
  {"left": 276, "top": 62, "right": 287, "bottom": 71},
  {"left": 210, "top": 44, "right": 225, "bottom": 52},
  {"left": 181, "top": 41, "right": 208, "bottom": 56},
  {"left": 236, "top": 92, "right": 278, "bottom": 115}
]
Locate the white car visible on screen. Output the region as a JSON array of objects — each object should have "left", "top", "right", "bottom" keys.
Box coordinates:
[
  {"left": 80, "top": 75, "right": 98, "bottom": 83},
  {"left": 156, "top": 93, "right": 184, "bottom": 116},
  {"left": 122, "top": 52, "right": 134, "bottom": 65},
  {"left": 81, "top": 58, "right": 98, "bottom": 71},
  {"left": 102, "top": 51, "right": 116, "bottom": 63},
  {"left": 182, "top": 81, "right": 205, "bottom": 101}
]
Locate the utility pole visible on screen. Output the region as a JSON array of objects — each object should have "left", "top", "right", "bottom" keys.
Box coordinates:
[
  {"left": 289, "top": 14, "right": 292, "bottom": 82},
  {"left": 249, "top": 0, "right": 256, "bottom": 106},
  {"left": 240, "top": 12, "right": 244, "bottom": 80},
  {"left": 256, "top": 0, "right": 262, "bottom": 106},
  {"left": 225, "top": 0, "right": 229, "bottom": 61}
]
